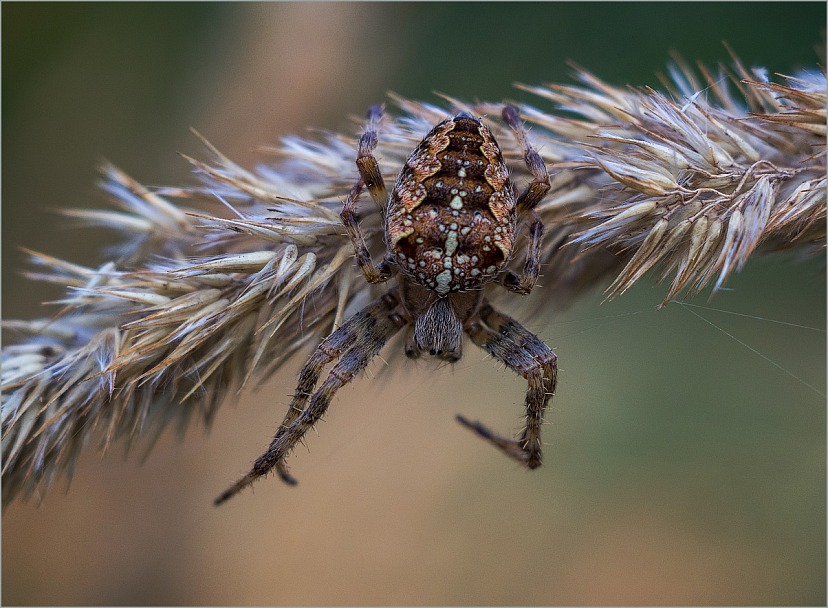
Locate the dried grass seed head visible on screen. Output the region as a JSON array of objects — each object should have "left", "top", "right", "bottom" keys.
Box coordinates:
[{"left": 2, "top": 53, "right": 824, "bottom": 503}]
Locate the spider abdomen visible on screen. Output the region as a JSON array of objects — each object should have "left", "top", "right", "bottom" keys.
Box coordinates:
[{"left": 387, "top": 114, "right": 517, "bottom": 296}]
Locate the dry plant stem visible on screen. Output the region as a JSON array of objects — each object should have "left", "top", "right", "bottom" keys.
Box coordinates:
[{"left": 2, "top": 54, "right": 824, "bottom": 505}]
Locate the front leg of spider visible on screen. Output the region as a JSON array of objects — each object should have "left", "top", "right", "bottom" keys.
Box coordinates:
[
  {"left": 457, "top": 302, "right": 557, "bottom": 468},
  {"left": 214, "top": 293, "right": 406, "bottom": 505},
  {"left": 215, "top": 108, "right": 401, "bottom": 506}
]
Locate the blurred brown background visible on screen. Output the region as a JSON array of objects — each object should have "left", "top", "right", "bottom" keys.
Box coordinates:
[{"left": 3, "top": 3, "right": 825, "bottom": 605}]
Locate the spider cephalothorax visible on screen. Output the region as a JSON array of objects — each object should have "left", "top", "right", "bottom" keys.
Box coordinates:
[{"left": 216, "top": 105, "right": 557, "bottom": 505}]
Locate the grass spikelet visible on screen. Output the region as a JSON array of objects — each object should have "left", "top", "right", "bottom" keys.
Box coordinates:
[{"left": 2, "top": 51, "right": 824, "bottom": 503}]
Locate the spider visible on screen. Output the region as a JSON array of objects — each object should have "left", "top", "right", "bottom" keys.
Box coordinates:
[{"left": 215, "top": 104, "right": 557, "bottom": 505}]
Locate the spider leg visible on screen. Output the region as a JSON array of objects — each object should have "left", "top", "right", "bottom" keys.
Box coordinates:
[
  {"left": 340, "top": 106, "right": 395, "bottom": 284},
  {"left": 502, "top": 209, "right": 544, "bottom": 295},
  {"left": 457, "top": 301, "right": 557, "bottom": 469},
  {"left": 356, "top": 104, "right": 388, "bottom": 210},
  {"left": 215, "top": 292, "right": 406, "bottom": 505},
  {"left": 502, "top": 105, "right": 550, "bottom": 214},
  {"left": 341, "top": 177, "right": 394, "bottom": 284}
]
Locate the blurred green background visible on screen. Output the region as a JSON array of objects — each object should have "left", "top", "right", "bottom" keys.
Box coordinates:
[{"left": 3, "top": 2, "right": 825, "bottom": 605}]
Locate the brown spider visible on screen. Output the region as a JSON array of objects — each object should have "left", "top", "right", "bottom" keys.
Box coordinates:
[{"left": 215, "top": 105, "right": 557, "bottom": 505}]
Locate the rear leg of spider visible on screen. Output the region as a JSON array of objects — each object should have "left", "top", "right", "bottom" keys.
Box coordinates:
[
  {"left": 341, "top": 178, "right": 394, "bottom": 284},
  {"left": 502, "top": 209, "right": 544, "bottom": 295},
  {"left": 457, "top": 301, "right": 557, "bottom": 469},
  {"left": 340, "top": 106, "right": 396, "bottom": 284},
  {"left": 215, "top": 292, "right": 405, "bottom": 505},
  {"left": 501, "top": 105, "right": 550, "bottom": 214},
  {"left": 500, "top": 106, "right": 549, "bottom": 295},
  {"left": 356, "top": 104, "right": 388, "bottom": 209}
]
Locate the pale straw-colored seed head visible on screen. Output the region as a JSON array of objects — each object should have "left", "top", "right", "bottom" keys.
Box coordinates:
[{"left": 2, "top": 53, "right": 824, "bottom": 503}]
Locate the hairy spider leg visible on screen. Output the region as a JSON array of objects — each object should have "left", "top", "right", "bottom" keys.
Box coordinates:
[
  {"left": 355, "top": 105, "right": 388, "bottom": 210},
  {"left": 500, "top": 105, "right": 550, "bottom": 294},
  {"left": 215, "top": 292, "right": 406, "bottom": 505},
  {"left": 503, "top": 209, "right": 544, "bottom": 294},
  {"left": 501, "top": 105, "right": 551, "bottom": 214},
  {"left": 457, "top": 301, "right": 557, "bottom": 469},
  {"left": 341, "top": 178, "right": 394, "bottom": 284}
]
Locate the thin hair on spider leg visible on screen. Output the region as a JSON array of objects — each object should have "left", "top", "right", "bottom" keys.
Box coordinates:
[{"left": 214, "top": 292, "right": 406, "bottom": 505}]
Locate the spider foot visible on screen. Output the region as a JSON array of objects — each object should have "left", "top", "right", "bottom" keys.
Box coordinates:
[
  {"left": 214, "top": 471, "right": 258, "bottom": 506},
  {"left": 214, "top": 459, "right": 297, "bottom": 506},
  {"left": 276, "top": 460, "right": 298, "bottom": 486},
  {"left": 455, "top": 414, "right": 541, "bottom": 469}
]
